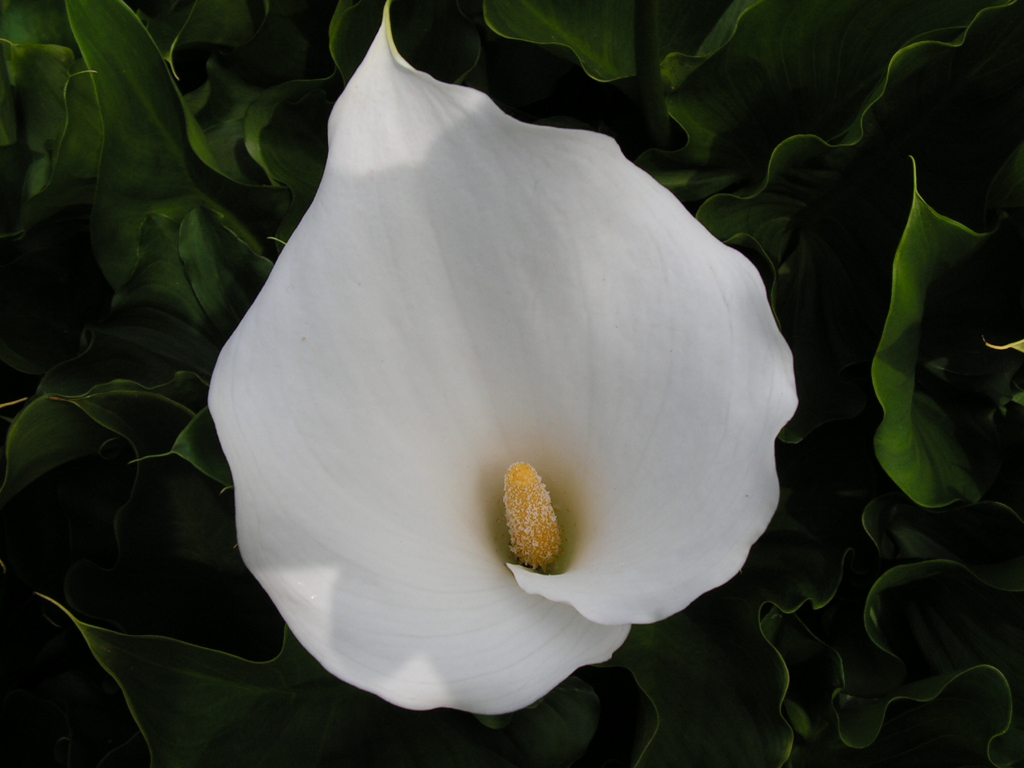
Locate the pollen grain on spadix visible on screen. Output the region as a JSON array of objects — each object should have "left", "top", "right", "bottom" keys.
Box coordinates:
[{"left": 503, "top": 463, "right": 562, "bottom": 570}]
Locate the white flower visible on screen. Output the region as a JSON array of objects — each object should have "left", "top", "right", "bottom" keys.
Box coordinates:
[{"left": 208, "top": 9, "right": 796, "bottom": 716}]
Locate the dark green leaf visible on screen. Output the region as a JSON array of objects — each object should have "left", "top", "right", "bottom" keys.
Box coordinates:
[
  {"left": 0, "top": 0, "right": 77, "bottom": 51},
  {"left": 165, "top": 406, "right": 232, "bottom": 487},
  {"left": 65, "top": 612, "right": 598, "bottom": 768},
  {"left": 761, "top": 610, "right": 843, "bottom": 745},
  {"left": 483, "top": 0, "right": 756, "bottom": 83},
  {"left": 65, "top": 0, "right": 288, "bottom": 289},
  {"left": 698, "top": 2, "right": 1024, "bottom": 439},
  {"left": 19, "top": 60, "right": 102, "bottom": 230},
  {"left": 97, "top": 732, "right": 151, "bottom": 768},
  {"left": 0, "top": 395, "right": 112, "bottom": 509},
  {"left": 863, "top": 497, "right": 1024, "bottom": 583},
  {"left": 744, "top": 416, "right": 876, "bottom": 613},
  {"left": 699, "top": 138, "right": 904, "bottom": 440},
  {"left": 469, "top": 34, "right": 573, "bottom": 109},
  {"left": 791, "top": 666, "right": 1013, "bottom": 767},
  {"left": 243, "top": 83, "right": 331, "bottom": 239},
  {"left": 145, "top": 0, "right": 265, "bottom": 74},
  {"left": 0, "top": 37, "right": 100, "bottom": 232},
  {"left": 41, "top": 215, "right": 222, "bottom": 395},
  {"left": 0, "top": 603, "right": 140, "bottom": 768},
  {"left": 864, "top": 561, "right": 1024, "bottom": 763},
  {"left": 64, "top": 454, "right": 281, "bottom": 658},
  {"left": 389, "top": 0, "right": 480, "bottom": 84},
  {"left": 988, "top": 137, "right": 1024, "bottom": 213},
  {"left": 178, "top": 206, "right": 272, "bottom": 340},
  {"left": 219, "top": 0, "right": 338, "bottom": 87},
  {"left": 613, "top": 590, "right": 791, "bottom": 767},
  {"left": 0, "top": 688, "right": 69, "bottom": 766},
  {"left": 64, "top": 388, "right": 195, "bottom": 458},
  {"left": 0, "top": 223, "right": 109, "bottom": 375},
  {"left": 182, "top": 56, "right": 270, "bottom": 186},
  {"left": 5, "top": 43, "right": 76, "bottom": 193},
  {"left": 487, "top": 676, "right": 600, "bottom": 768},
  {"left": 872, "top": 184, "right": 1016, "bottom": 507},
  {"left": 0, "top": 40, "right": 84, "bottom": 235},
  {"left": 645, "top": 0, "right": 1007, "bottom": 201},
  {"left": 0, "top": 46, "right": 16, "bottom": 146},
  {"left": 611, "top": 416, "right": 873, "bottom": 765},
  {"left": 484, "top": 0, "right": 634, "bottom": 81},
  {"left": 15, "top": 387, "right": 281, "bottom": 657}
]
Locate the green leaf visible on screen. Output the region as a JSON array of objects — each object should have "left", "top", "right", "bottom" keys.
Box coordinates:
[
  {"left": 0, "top": 221, "right": 110, "bottom": 375},
  {"left": 791, "top": 666, "right": 1014, "bottom": 767},
  {"left": 181, "top": 57, "right": 269, "bottom": 186},
  {"left": 484, "top": 0, "right": 634, "bottom": 81},
  {"left": 776, "top": 498, "right": 1024, "bottom": 764},
  {"left": 64, "top": 0, "right": 288, "bottom": 289},
  {"left": 745, "top": 416, "right": 876, "bottom": 613},
  {"left": 876, "top": 1, "right": 1024, "bottom": 235},
  {"left": 62, "top": 610, "right": 598, "bottom": 768},
  {"left": 243, "top": 82, "right": 331, "bottom": 239},
  {"left": 0, "top": 46, "right": 16, "bottom": 146},
  {"left": 19, "top": 60, "right": 102, "bottom": 230},
  {"left": 0, "top": 396, "right": 125, "bottom": 596},
  {"left": 872, "top": 181, "right": 1015, "bottom": 507},
  {"left": 481, "top": 676, "right": 600, "bottom": 768},
  {"left": 12, "top": 386, "right": 280, "bottom": 657},
  {"left": 644, "top": 0, "right": 1008, "bottom": 201},
  {"left": 761, "top": 610, "right": 843, "bottom": 745},
  {"left": 700, "top": 137, "right": 902, "bottom": 440},
  {"left": 698, "top": 2, "right": 1024, "bottom": 439},
  {"left": 0, "top": 395, "right": 113, "bottom": 509},
  {"left": 178, "top": 207, "right": 272, "bottom": 340},
  {"left": 218, "top": 0, "right": 338, "bottom": 87},
  {"left": 468, "top": 33, "right": 574, "bottom": 109},
  {"left": 0, "top": 39, "right": 94, "bottom": 236},
  {"left": 613, "top": 590, "right": 792, "bottom": 767},
  {"left": 863, "top": 561, "right": 1024, "bottom": 763},
  {"left": 0, "top": 0, "right": 77, "bottom": 51},
  {"left": 41, "top": 215, "right": 222, "bottom": 395},
  {"left": 863, "top": 496, "right": 1024, "bottom": 582},
  {"left": 0, "top": 34, "right": 100, "bottom": 233},
  {"left": 0, "top": 41, "right": 90, "bottom": 234},
  {"left": 64, "top": 388, "right": 195, "bottom": 458},
  {"left": 988, "top": 136, "right": 1024, "bottom": 213},
  {"left": 860, "top": 495, "right": 1024, "bottom": 765},
  {"left": 389, "top": 0, "right": 480, "bottom": 84},
  {"left": 145, "top": 0, "right": 265, "bottom": 75},
  {"left": 656, "top": 0, "right": 763, "bottom": 61},
  {"left": 4, "top": 43, "right": 76, "bottom": 194},
  {"left": 483, "top": 0, "right": 756, "bottom": 83},
  {"left": 0, "top": 689, "right": 70, "bottom": 768},
  {"left": 97, "top": 733, "right": 151, "bottom": 768},
  {"left": 63, "top": 456, "right": 280, "bottom": 658},
  {"left": 0, "top": 623, "right": 140, "bottom": 768},
  {"left": 165, "top": 406, "right": 232, "bottom": 487}
]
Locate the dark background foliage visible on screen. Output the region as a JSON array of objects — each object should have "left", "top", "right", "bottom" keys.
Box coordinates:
[{"left": 3, "top": 0, "right": 1024, "bottom": 765}]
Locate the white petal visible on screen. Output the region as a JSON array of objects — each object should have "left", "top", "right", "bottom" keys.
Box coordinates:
[
  {"left": 507, "top": 238, "right": 796, "bottom": 624},
  {"left": 210, "top": 10, "right": 794, "bottom": 714}
]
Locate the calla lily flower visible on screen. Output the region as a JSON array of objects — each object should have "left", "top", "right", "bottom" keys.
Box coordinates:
[{"left": 208, "top": 10, "right": 797, "bottom": 715}]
